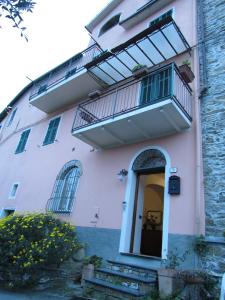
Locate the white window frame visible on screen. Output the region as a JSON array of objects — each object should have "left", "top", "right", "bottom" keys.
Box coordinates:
[
  {"left": 0, "top": 208, "right": 16, "bottom": 218},
  {"left": 8, "top": 182, "right": 20, "bottom": 199}
]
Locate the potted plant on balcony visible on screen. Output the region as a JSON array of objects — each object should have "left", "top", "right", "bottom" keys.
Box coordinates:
[
  {"left": 178, "top": 60, "right": 195, "bottom": 83},
  {"left": 132, "top": 64, "right": 148, "bottom": 79}
]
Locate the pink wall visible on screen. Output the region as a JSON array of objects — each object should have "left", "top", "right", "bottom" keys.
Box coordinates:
[
  {"left": 90, "top": 0, "right": 195, "bottom": 50},
  {"left": 0, "top": 0, "right": 202, "bottom": 236}
]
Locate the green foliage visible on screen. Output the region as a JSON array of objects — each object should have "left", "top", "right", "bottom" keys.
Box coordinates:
[
  {"left": 132, "top": 64, "right": 146, "bottom": 72},
  {"left": 0, "top": 213, "right": 81, "bottom": 287},
  {"left": 181, "top": 60, "right": 191, "bottom": 67},
  {"left": 0, "top": 0, "right": 36, "bottom": 40},
  {"left": 162, "top": 248, "right": 189, "bottom": 269},
  {"left": 193, "top": 235, "right": 210, "bottom": 256},
  {"left": 83, "top": 255, "right": 102, "bottom": 269}
]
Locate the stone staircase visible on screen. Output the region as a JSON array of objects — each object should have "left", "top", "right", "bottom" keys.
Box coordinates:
[{"left": 83, "top": 260, "right": 158, "bottom": 300}]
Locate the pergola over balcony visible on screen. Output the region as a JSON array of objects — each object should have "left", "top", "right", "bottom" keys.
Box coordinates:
[{"left": 85, "top": 16, "right": 191, "bottom": 86}]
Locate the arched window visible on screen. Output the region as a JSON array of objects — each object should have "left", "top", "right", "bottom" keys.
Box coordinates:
[
  {"left": 47, "top": 160, "right": 82, "bottom": 213},
  {"left": 99, "top": 14, "right": 121, "bottom": 37}
]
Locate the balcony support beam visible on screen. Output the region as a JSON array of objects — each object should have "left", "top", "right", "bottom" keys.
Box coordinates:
[
  {"left": 127, "top": 119, "right": 151, "bottom": 139},
  {"left": 159, "top": 109, "right": 181, "bottom": 132},
  {"left": 101, "top": 126, "right": 125, "bottom": 144}
]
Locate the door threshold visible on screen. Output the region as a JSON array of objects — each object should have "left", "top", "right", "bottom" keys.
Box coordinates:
[{"left": 120, "top": 252, "right": 161, "bottom": 261}]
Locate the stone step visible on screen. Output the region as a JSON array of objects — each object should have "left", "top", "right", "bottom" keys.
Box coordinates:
[
  {"left": 107, "top": 260, "right": 158, "bottom": 279},
  {"left": 97, "top": 268, "right": 156, "bottom": 283},
  {"left": 84, "top": 278, "right": 147, "bottom": 300},
  {"left": 95, "top": 268, "right": 156, "bottom": 294}
]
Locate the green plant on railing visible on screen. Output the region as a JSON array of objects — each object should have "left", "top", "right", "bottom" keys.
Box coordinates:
[
  {"left": 132, "top": 64, "right": 146, "bottom": 72},
  {"left": 83, "top": 255, "right": 102, "bottom": 269},
  {"left": 181, "top": 59, "right": 191, "bottom": 67},
  {"left": 193, "top": 235, "right": 210, "bottom": 256}
]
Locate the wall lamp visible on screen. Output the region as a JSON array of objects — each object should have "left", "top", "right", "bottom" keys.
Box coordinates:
[{"left": 117, "top": 169, "right": 128, "bottom": 182}]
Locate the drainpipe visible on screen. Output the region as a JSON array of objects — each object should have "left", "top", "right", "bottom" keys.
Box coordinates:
[
  {"left": 197, "top": 0, "right": 208, "bottom": 89},
  {"left": 193, "top": 0, "right": 205, "bottom": 236}
]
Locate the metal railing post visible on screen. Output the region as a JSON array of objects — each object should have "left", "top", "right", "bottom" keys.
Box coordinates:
[
  {"left": 171, "top": 63, "right": 175, "bottom": 98},
  {"left": 112, "top": 89, "right": 118, "bottom": 118}
]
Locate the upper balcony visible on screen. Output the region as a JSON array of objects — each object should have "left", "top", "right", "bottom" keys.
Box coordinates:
[
  {"left": 29, "top": 44, "right": 103, "bottom": 113},
  {"left": 72, "top": 63, "right": 192, "bottom": 149},
  {"left": 29, "top": 16, "right": 191, "bottom": 114}
]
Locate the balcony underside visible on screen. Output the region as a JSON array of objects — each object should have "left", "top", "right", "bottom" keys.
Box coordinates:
[
  {"left": 29, "top": 70, "right": 102, "bottom": 113},
  {"left": 72, "top": 99, "right": 191, "bottom": 149}
]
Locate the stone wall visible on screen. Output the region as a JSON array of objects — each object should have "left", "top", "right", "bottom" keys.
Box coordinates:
[{"left": 197, "top": 0, "right": 225, "bottom": 276}]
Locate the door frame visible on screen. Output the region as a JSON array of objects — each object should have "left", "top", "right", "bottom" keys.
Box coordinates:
[{"left": 119, "top": 146, "right": 171, "bottom": 259}]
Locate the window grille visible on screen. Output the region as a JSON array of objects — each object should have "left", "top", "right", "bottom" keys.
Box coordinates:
[
  {"left": 47, "top": 160, "right": 82, "bottom": 213},
  {"left": 140, "top": 66, "right": 172, "bottom": 105}
]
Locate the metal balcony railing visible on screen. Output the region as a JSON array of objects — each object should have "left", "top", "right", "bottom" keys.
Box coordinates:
[
  {"left": 29, "top": 43, "right": 102, "bottom": 100},
  {"left": 72, "top": 63, "right": 192, "bottom": 131},
  {"left": 46, "top": 197, "right": 74, "bottom": 214}
]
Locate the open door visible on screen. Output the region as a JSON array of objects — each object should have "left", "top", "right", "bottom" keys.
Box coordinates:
[
  {"left": 131, "top": 172, "right": 165, "bottom": 257},
  {"left": 129, "top": 149, "right": 166, "bottom": 258}
]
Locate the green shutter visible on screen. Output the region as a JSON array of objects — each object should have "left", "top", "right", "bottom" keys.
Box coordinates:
[
  {"left": 7, "top": 108, "right": 17, "bottom": 127},
  {"left": 43, "top": 117, "right": 60, "bottom": 145},
  {"left": 15, "top": 129, "right": 31, "bottom": 154},
  {"left": 149, "top": 10, "right": 173, "bottom": 27}
]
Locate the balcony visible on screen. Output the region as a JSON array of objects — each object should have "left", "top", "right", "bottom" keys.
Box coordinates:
[
  {"left": 29, "top": 16, "right": 191, "bottom": 114},
  {"left": 29, "top": 44, "right": 103, "bottom": 113},
  {"left": 72, "top": 63, "right": 192, "bottom": 149}
]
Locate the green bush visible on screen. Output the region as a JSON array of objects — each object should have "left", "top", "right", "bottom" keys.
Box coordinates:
[{"left": 0, "top": 213, "right": 81, "bottom": 288}]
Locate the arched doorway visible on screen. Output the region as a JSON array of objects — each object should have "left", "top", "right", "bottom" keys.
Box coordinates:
[{"left": 119, "top": 147, "right": 170, "bottom": 259}]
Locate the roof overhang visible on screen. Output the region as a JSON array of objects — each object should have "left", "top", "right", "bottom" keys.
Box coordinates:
[
  {"left": 85, "top": 0, "right": 123, "bottom": 33},
  {"left": 85, "top": 16, "right": 191, "bottom": 86}
]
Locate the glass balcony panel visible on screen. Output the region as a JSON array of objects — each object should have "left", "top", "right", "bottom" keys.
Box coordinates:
[
  {"left": 162, "top": 25, "right": 187, "bottom": 53},
  {"left": 150, "top": 31, "right": 176, "bottom": 59},
  {"left": 137, "top": 39, "right": 164, "bottom": 64},
  {"left": 90, "top": 66, "right": 116, "bottom": 85},
  {"left": 126, "top": 45, "right": 153, "bottom": 67},
  {"left": 98, "top": 61, "right": 125, "bottom": 81},
  {"left": 116, "top": 51, "right": 138, "bottom": 70},
  {"left": 107, "top": 57, "right": 132, "bottom": 78}
]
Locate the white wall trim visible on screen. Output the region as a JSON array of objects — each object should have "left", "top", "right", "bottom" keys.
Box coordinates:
[{"left": 119, "top": 145, "right": 171, "bottom": 259}]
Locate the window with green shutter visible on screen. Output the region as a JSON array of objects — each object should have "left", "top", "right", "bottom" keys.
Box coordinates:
[
  {"left": 149, "top": 10, "right": 173, "bottom": 27},
  {"left": 15, "top": 129, "right": 31, "bottom": 154},
  {"left": 43, "top": 117, "right": 60, "bottom": 146},
  {"left": 7, "top": 108, "right": 17, "bottom": 127}
]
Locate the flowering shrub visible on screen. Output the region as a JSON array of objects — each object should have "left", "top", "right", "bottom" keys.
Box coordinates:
[{"left": 0, "top": 213, "right": 81, "bottom": 287}]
